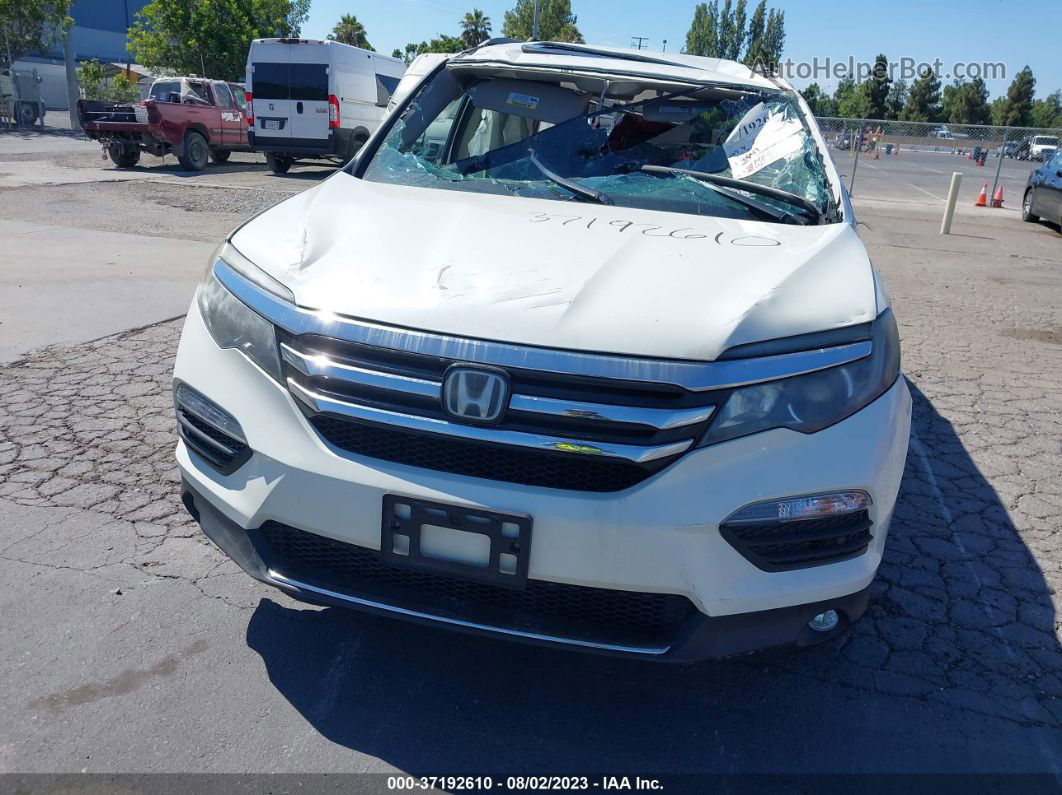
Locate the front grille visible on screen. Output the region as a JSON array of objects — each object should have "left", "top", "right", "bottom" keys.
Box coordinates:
[
  {"left": 279, "top": 330, "right": 719, "bottom": 492},
  {"left": 258, "top": 522, "right": 698, "bottom": 643},
  {"left": 720, "top": 510, "right": 873, "bottom": 571},
  {"left": 312, "top": 415, "right": 654, "bottom": 492}
]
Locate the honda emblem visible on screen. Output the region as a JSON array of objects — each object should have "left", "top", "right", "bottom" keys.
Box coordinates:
[{"left": 442, "top": 365, "right": 510, "bottom": 424}]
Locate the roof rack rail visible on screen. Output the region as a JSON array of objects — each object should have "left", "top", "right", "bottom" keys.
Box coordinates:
[{"left": 519, "top": 41, "right": 685, "bottom": 69}]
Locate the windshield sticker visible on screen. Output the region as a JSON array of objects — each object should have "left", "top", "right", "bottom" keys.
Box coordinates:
[
  {"left": 506, "top": 91, "right": 540, "bottom": 110},
  {"left": 723, "top": 102, "right": 805, "bottom": 180}
]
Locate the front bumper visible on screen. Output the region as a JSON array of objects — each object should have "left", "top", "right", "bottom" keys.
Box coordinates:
[{"left": 174, "top": 301, "right": 911, "bottom": 660}]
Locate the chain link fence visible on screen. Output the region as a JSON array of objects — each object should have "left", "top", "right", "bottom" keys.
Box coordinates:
[{"left": 814, "top": 116, "right": 1061, "bottom": 201}]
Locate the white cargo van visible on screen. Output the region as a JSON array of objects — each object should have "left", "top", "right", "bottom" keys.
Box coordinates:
[{"left": 246, "top": 38, "right": 405, "bottom": 173}]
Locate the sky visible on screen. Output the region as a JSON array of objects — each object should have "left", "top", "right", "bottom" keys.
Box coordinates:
[{"left": 300, "top": 0, "right": 1059, "bottom": 101}]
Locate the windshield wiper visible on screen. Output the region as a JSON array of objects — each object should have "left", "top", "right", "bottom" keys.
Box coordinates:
[
  {"left": 641, "top": 165, "right": 822, "bottom": 223},
  {"left": 528, "top": 149, "right": 614, "bottom": 205}
]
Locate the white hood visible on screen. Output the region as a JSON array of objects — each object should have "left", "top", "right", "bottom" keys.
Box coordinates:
[{"left": 231, "top": 172, "right": 879, "bottom": 362}]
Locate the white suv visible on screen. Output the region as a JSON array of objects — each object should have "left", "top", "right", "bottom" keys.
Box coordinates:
[{"left": 174, "top": 42, "right": 911, "bottom": 660}]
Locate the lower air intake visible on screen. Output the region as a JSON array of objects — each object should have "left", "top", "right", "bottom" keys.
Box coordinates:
[
  {"left": 720, "top": 510, "right": 873, "bottom": 571},
  {"left": 257, "top": 522, "right": 697, "bottom": 644}
]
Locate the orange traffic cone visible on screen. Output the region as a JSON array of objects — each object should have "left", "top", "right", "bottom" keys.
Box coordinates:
[
  {"left": 974, "top": 183, "right": 988, "bottom": 207},
  {"left": 991, "top": 185, "right": 1004, "bottom": 208}
]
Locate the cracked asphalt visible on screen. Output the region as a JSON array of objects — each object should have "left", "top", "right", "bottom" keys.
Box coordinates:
[{"left": 0, "top": 133, "right": 1060, "bottom": 776}]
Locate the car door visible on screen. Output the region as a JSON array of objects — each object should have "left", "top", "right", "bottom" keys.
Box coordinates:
[
  {"left": 211, "top": 81, "right": 242, "bottom": 147},
  {"left": 288, "top": 49, "right": 329, "bottom": 143},
  {"left": 250, "top": 46, "right": 293, "bottom": 145},
  {"left": 1041, "top": 152, "right": 1062, "bottom": 220},
  {"left": 228, "top": 83, "right": 249, "bottom": 145},
  {"left": 182, "top": 79, "right": 213, "bottom": 141}
]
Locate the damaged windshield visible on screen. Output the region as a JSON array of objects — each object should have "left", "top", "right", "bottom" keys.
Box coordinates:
[{"left": 360, "top": 67, "right": 836, "bottom": 224}]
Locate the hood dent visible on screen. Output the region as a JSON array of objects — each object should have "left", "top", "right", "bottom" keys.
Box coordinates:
[{"left": 230, "top": 174, "right": 878, "bottom": 362}]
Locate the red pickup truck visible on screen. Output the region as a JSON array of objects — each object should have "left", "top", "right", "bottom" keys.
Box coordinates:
[{"left": 78, "top": 76, "right": 251, "bottom": 171}]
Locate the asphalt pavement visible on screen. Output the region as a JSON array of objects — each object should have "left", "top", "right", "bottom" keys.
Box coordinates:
[
  {"left": 832, "top": 146, "right": 1039, "bottom": 210},
  {"left": 0, "top": 129, "right": 1059, "bottom": 779}
]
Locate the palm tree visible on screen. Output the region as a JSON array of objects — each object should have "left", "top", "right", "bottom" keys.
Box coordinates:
[
  {"left": 328, "top": 14, "right": 374, "bottom": 51},
  {"left": 459, "top": 9, "right": 492, "bottom": 47}
]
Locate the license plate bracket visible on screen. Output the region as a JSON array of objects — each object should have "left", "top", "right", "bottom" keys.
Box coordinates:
[{"left": 381, "top": 495, "right": 532, "bottom": 589}]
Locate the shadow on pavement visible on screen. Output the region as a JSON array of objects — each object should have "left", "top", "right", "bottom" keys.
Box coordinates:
[
  {"left": 245, "top": 383, "right": 1060, "bottom": 773},
  {"left": 0, "top": 126, "right": 85, "bottom": 139}
]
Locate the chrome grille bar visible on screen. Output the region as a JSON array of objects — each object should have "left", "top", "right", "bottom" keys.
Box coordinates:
[
  {"left": 288, "top": 379, "right": 694, "bottom": 464},
  {"left": 280, "top": 343, "right": 440, "bottom": 399},
  {"left": 281, "top": 342, "right": 715, "bottom": 431}
]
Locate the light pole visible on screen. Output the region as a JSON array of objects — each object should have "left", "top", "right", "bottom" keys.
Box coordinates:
[{"left": 532, "top": 0, "right": 540, "bottom": 40}]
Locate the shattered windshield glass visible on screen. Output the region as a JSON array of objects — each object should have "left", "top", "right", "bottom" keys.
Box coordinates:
[{"left": 361, "top": 68, "right": 834, "bottom": 224}]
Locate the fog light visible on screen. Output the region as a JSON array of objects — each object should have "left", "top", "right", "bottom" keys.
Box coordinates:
[
  {"left": 809, "top": 610, "right": 840, "bottom": 632},
  {"left": 724, "top": 491, "right": 871, "bottom": 525}
]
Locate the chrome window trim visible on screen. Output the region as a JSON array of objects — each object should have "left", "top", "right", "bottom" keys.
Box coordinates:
[
  {"left": 280, "top": 341, "right": 715, "bottom": 430},
  {"left": 215, "top": 259, "right": 873, "bottom": 392},
  {"left": 288, "top": 378, "right": 694, "bottom": 464},
  {"left": 266, "top": 569, "right": 672, "bottom": 656}
]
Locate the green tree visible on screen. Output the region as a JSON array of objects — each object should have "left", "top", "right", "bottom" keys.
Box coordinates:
[
  {"left": 77, "top": 58, "right": 107, "bottom": 100},
  {"left": 400, "top": 42, "right": 423, "bottom": 65},
  {"left": 884, "top": 78, "right": 907, "bottom": 120},
  {"left": 399, "top": 35, "right": 467, "bottom": 65},
  {"left": 836, "top": 79, "right": 870, "bottom": 118},
  {"left": 460, "top": 9, "right": 492, "bottom": 47},
  {"left": 128, "top": 0, "right": 310, "bottom": 81},
  {"left": 999, "top": 66, "right": 1035, "bottom": 127},
  {"left": 684, "top": 2, "right": 718, "bottom": 58},
  {"left": 865, "top": 53, "right": 890, "bottom": 120},
  {"left": 328, "top": 13, "right": 373, "bottom": 50},
  {"left": 76, "top": 59, "right": 140, "bottom": 103},
  {"left": 391, "top": 48, "right": 403, "bottom": 59},
  {"left": 940, "top": 77, "right": 989, "bottom": 125},
  {"left": 685, "top": 0, "right": 783, "bottom": 71},
  {"left": 1029, "top": 90, "right": 1062, "bottom": 129},
  {"left": 0, "top": 0, "right": 73, "bottom": 69},
  {"left": 989, "top": 95, "right": 1007, "bottom": 127},
  {"left": 800, "top": 82, "right": 836, "bottom": 116},
  {"left": 900, "top": 66, "right": 941, "bottom": 122},
  {"left": 502, "top": 0, "right": 582, "bottom": 42},
  {"left": 760, "top": 8, "right": 784, "bottom": 73},
  {"left": 742, "top": 0, "right": 766, "bottom": 67},
  {"left": 717, "top": 0, "right": 747, "bottom": 61}
]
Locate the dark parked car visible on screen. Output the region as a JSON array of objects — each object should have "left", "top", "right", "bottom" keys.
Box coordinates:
[{"left": 1022, "top": 150, "right": 1062, "bottom": 229}]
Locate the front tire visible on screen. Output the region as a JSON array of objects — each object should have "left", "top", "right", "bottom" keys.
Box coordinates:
[
  {"left": 346, "top": 135, "right": 367, "bottom": 162},
  {"left": 265, "top": 153, "right": 292, "bottom": 174},
  {"left": 177, "top": 131, "right": 209, "bottom": 171},
  {"left": 1022, "top": 189, "right": 1039, "bottom": 223},
  {"left": 107, "top": 142, "right": 140, "bottom": 168}
]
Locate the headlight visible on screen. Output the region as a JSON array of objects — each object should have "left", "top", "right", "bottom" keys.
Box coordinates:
[
  {"left": 700, "top": 310, "right": 900, "bottom": 446},
  {"left": 196, "top": 243, "right": 287, "bottom": 381}
]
